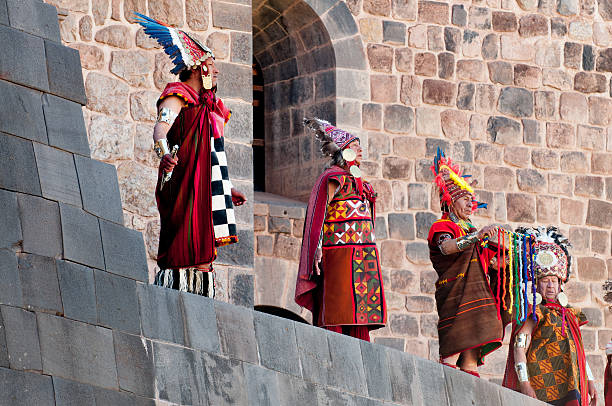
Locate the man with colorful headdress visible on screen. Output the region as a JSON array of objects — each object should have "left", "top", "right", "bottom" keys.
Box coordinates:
[
  {"left": 503, "top": 227, "right": 597, "bottom": 406},
  {"left": 295, "top": 118, "right": 386, "bottom": 341},
  {"left": 135, "top": 14, "right": 246, "bottom": 297},
  {"left": 427, "top": 148, "right": 502, "bottom": 376}
]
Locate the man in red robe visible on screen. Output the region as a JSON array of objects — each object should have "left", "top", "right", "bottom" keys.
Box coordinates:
[{"left": 136, "top": 14, "right": 246, "bottom": 297}]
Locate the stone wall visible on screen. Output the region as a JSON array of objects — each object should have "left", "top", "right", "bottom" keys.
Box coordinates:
[
  {"left": 43, "top": 0, "right": 255, "bottom": 302},
  {"left": 48, "top": 0, "right": 612, "bottom": 390}
]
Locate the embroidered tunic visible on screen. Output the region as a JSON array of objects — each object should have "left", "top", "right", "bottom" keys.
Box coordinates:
[
  {"left": 525, "top": 304, "right": 588, "bottom": 405},
  {"left": 317, "top": 173, "right": 386, "bottom": 328}
]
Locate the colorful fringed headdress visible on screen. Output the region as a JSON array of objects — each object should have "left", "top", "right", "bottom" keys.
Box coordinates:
[
  {"left": 431, "top": 147, "right": 486, "bottom": 213},
  {"left": 303, "top": 117, "right": 359, "bottom": 156},
  {"left": 515, "top": 226, "right": 571, "bottom": 283},
  {"left": 134, "top": 13, "right": 214, "bottom": 74}
]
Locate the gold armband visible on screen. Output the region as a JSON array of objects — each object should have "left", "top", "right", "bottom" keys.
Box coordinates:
[
  {"left": 456, "top": 232, "right": 479, "bottom": 251},
  {"left": 157, "top": 107, "right": 178, "bottom": 126},
  {"left": 153, "top": 138, "right": 170, "bottom": 159}
]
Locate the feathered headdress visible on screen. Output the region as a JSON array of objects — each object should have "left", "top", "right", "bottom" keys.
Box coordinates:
[
  {"left": 515, "top": 226, "right": 572, "bottom": 283},
  {"left": 134, "top": 13, "right": 214, "bottom": 74},
  {"left": 431, "top": 147, "right": 486, "bottom": 213},
  {"left": 303, "top": 117, "right": 358, "bottom": 157}
]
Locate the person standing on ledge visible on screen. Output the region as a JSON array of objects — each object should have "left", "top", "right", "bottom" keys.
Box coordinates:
[
  {"left": 295, "top": 118, "right": 386, "bottom": 341},
  {"left": 427, "top": 148, "right": 502, "bottom": 377},
  {"left": 503, "top": 227, "right": 597, "bottom": 406},
  {"left": 135, "top": 14, "right": 246, "bottom": 298}
]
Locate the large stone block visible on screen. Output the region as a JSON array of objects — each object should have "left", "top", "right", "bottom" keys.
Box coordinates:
[
  {"left": 277, "top": 374, "right": 319, "bottom": 404},
  {"left": 152, "top": 341, "right": 208, "bottom": 404},
  {"left": 415, "top": 357, "right": 449, "bottom": 405},
  {"left": 56, "top": 260, "right": 96, "bottom": 324},
  {"left": 388, "top": 213, "right": 415, "bottom": 240},
  {"left": 254, "top": 312, "right": 300, "bottom": 376},
  {"left": 202, "top": 350, "right": 248, "bottom": 405},
  {"left": 323, "top": 1, "right": 358, "bottom": 38},
  {"left": 0, "top": 305, "right": 41, "bottom": 371},
  {"left": 0, "top": 311, "right": 8, "bottom": 368},
  {"left": 18, "top": 253, "right": 62, "bottom": 314},
  {"left": 53, "top": 378, "right": 96, "bottom": 405},
  {"left": 5, "top": 0, "right": 60, "bottom": 41},
  {"left": 216, "top": 61, "right": 252, "bottom": 102},
  {"left": 0, "top": 250, "right": 22, "bottom": 306},
  {"left": 34, "top": 143, "right": 81, "bottom": 206},
  {"left": 586, "top": 199, "right": 612, "bottom": 228},
  {"left": 113, "top": 331, "right": 155, "bottom": 398},
  {"left": 44, "top": 40, "right": 86, "bottom": 105},
  {"left": 17, "top": 194, "right": 61, "bottom": 257},
  {"left": 99, "top": 219, "right": 147, "bottom": 281},
  {"left": 224, "top": 100, "right": 253, "bottom": 144},
  {"left": 212, "top": 1, "right": 250, "bottom": 31},
  {"left": 37, "top": 313, "right": 117, "bottom": 389},
  {"left": 0, "top": 367, "right": 54, "bottom": 406},
  {"left": 0, "top": 81, "right": 46, "bottom": 143},
  {"left": 60, "top": 203, "right": 105, "bottom": 269},
  {"left": 215, "top": 300, "right": 258, "bottom": 362},
  {"left": 294, "top": 321, "right": 332, "bottom": 386},
  {"left": 498, "top": 87, "right": 533, "bottom": 117},
  {"left": 388, "top": 349, "right": 419, "bottom": 404},
  {"left": 181, "top": 292, "right": 221, "bottom": 353},
  {"left": 230, "top": 271, "right": 254, "bottom": 307},
  {"left": 137, "top": 283, "right": 184, "bottom": 344},
  {"left": 74, "top": 156, "right": 123, "bottom": 224},
  {"left": 327, "top": 331, "right": 367, "bottom": 395},
  {"left": 94, "top": 270, "right": 140, "bottom": 334},
  {"left": 361, "top": 341, "right": 393, "bottom": 400},
  {"left": 42, "top": 94, "right": 89, "bottom": 156},
  {"left": 0, "top": 0, "right": 7, "bottom": 25},
  {"left": 334, "top": 35, "right": 368, "bottom": 70},
  {"left": 216, "top": 228, "right": 254, "bottom": 267},
  {"left": 507, "top": 193, "right": 536, "bottom": 222},
  {"left": 0, "top": 26, "right": 49, "bottom": 91},
  {"left": 244, "top": 363, "right": 281, "bottom": 406},
  {"left": 0, "top": 189, "right": 21, "bottom": 250},
  {"left": 445, "top": 367, "right": 503, "bottom": 405},
  {"left": 93, "top": 386, "right": 155, "bottom": 406}
]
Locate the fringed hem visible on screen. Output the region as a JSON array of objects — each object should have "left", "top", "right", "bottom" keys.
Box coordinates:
[
  {"left": 215, "top": 235, "right": 238, "bottom": 247},
  {"left": 154, "top": 267, "right": 215, "bottom": 298}
]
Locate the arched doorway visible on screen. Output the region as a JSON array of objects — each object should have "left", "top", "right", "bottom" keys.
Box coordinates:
[
  {"left": 251, "top": 0, "right": 367, "bottom": 320},
  {"left": 253, "top": 0, "right": 337, "bottom": 201}
]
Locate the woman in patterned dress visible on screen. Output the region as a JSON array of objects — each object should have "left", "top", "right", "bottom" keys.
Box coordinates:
[{"left": 295, "top": 118, "right": 386, "bottom": 341}]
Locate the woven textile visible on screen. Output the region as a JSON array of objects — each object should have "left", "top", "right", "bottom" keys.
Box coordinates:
[
  {"left": 210, "top": 134, "right": 237, "bottom": 245},
  {"left": 526, "top": 305, "right": 587, "bottom": 404},
  {"left": 317, "top": 173, "right": 386, "bottom": 329}
]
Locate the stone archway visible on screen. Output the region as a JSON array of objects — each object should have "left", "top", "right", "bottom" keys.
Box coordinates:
[
  {"left": 253, "top": 0, "right": 367, "bottom": 202},
  {"left": 251, "top": 0, "right": 367, "bottom": 317}
]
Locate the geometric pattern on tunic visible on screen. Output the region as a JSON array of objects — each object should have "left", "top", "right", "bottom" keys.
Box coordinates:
[
  {"left": 352, "top": 246, "right": 383, "bottom": 324},
  {"left": 526, "top": 305, "right": 585, "bottom": 403},
  {"left": 326, "top": 199, "right": 371, "bottom": 221},
  {"left": 322, "top": 220, "right": 375, "bottom": 246}
]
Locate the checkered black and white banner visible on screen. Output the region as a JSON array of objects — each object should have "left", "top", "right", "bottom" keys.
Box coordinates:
[{"left": 210, "top": 135, "right": 237, "bottom": 241}]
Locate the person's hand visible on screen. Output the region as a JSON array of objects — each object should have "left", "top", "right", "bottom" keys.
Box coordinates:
[
  {"left": 477, "top": 225, "right": 497, "bottom": 240},
  {"left": 519, "top": 381, "right": 537, "bottom": 399},
  {"left": 588, "top": 380, "right": 597, "bottom": 406},
  {"left": 314, "top": 247, "right": 322, "bottom": 275},
  {"left": 160, "top": 154, "right": 178, "bottom": 173},
  {"left": 231, "top": 188, "right": 247, "bottom": 206}
]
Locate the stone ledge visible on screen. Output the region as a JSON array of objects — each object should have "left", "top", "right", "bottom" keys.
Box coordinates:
[{"left": 0, "top": 285, "right": 548, "bottom": 405}]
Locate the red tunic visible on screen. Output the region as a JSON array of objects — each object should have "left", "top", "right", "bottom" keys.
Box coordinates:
[{"left": 155, "top": 82, "right": 231, "bottom": 269}]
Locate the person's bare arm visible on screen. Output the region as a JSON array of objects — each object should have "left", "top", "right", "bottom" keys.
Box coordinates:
[
  {"left": 154, "top": 96, "right": 184, "bottom": 172},
  {"left": 513, "top": 318, "right": 537, "bottom": 398}
]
